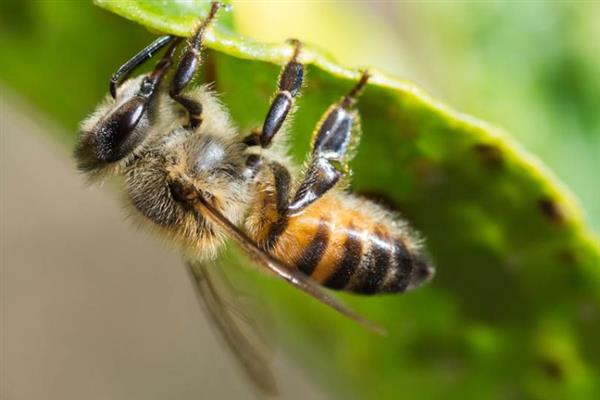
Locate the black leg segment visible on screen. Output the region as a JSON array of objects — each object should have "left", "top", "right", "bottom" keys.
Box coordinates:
[
  {"left": 287, "top": 71, "right": 370, "bottom": 215},
  {"left": 169, "top": 2, "right": 223, "bottom": 129},
  {"left": 110, "top": 35, "right": 176, "bottom": 99},
  {"left": 269, "top": 162, "right": 292, "bottom": 215},
  {"left": 251, "top": 39, "right": 304, "bottom": 148}
]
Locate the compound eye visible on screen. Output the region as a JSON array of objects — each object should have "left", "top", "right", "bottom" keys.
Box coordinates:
[
  {"left": 97, "top": 96, "right": 147, "bottom": 162},
  {"left": 113, "top": 96, "right": 145, "bottom": 138}
]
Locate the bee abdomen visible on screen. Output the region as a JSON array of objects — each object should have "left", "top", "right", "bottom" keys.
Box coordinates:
[
  {"left": 319, "top": 226, "right": 433, "bottom": 295},
  {"left": 259, "top": 195, "right": 435, "bottom": 296}
]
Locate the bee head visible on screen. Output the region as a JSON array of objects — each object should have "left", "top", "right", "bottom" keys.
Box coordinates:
[
  {"left": 75, "top": 75, "right": 159, "bottom": 173},
  {"left": 75, "top": 35, "right": 177, "bottom": 175}
]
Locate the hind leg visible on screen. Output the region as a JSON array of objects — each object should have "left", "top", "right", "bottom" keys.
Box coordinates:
[{"left": 287, "top": 71, "right": 370, "bottom": 215}]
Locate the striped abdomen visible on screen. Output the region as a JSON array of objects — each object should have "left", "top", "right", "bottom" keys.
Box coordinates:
[{"left": 251, "top": 193, "right": 434, "bottom": 295}]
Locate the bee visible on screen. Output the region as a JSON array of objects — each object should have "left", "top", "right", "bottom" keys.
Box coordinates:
[{"left": 75, "top": 2, "right": 434, "bottom": 395}]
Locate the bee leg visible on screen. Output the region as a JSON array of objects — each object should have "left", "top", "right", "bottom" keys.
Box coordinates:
[
  {"left": 263, "top": 162, "right": 293, "bottom": 252},
  {"left": 169, "top": 2, "right": 223, "bottom": 129},
  {"left": 243, "top": 155, "right": 292, "bottom": 250},
  {"left": 244, "top": 154, "right": 292, "bottom": 212},
  {"left": 109, "top": 35, "right": 176, "bottom": 99},
  {"left": 243, "top": 156, "right": 291, "bottom": 211},
  {"left": 246, "top": 159, "right": 291, "bottom": 216},
  {"left": 269, "top": 162, "right": 292, "bottom": 216},
  {"left": 244, "top": 39, "right": 304, "bottom": 148},
  {"left": 286, "top": 71, "right": 370, "bottom": 215}
]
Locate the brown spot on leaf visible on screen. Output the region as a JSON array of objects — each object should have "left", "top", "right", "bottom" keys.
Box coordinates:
[
  {"left": 557, "top": 248, "right": 578, "bottom": 266},
  {"left": 539, "top": 358, "right": 565, "bottom": 381},
  {"left": 537, "top": 197, "right": 565, "bottom": 225},
  {"left": 411, "top": 159, "right": 446, "bottom": 188},
  {"left": 473, "top": 143, "right": 504, "bottom": 170}
]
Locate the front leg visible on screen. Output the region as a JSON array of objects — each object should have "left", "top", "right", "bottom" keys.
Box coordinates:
[
  {"left": 287, "top": 71, "right": 370, "bottom": 215},
  {"left": 169, "top": 2, "right": 222, "bottom": 129}
]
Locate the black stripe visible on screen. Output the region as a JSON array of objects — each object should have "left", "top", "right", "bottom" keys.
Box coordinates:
[
  {"left": 263, "top": 217, "right": 288, "bottom": 251},
  {"left": 351, "top": 231, "right": 391, "bottom": 294},
  {"left": 383, "top": 240, "right": 414, "bottom": 293},
  {"left": 296, "top": 219, "right": 330, "bottom": 276},
  {"left": 270, "top": 162, "right": 291, "bottom": 215},
  {"left": 324, "top": 228, "right": 362, "bottom": 290}
]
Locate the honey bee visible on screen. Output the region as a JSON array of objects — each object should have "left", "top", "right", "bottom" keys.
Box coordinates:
[{"left": 75, "top": 2, "right": 434, "bottom": 395}]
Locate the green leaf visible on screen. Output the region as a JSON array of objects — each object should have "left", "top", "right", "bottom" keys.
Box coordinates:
[{"left": 96, "top": 1, "right": 600, "bottom": 398}]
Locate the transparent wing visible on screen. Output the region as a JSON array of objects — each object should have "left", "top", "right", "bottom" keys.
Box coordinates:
[
  {"left": 185, "top": 259, "right": 278, "bottom": 396},
  {"left": 193, "top": 196, "right": 386, "bottom": 335}
]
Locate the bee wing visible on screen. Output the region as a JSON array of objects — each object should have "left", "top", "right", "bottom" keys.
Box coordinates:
[
  {"left": 193, "top": 196, "right": 386, "bottom": 335},
  {"left": 185, "top": 259, "right": 278, "bottom": 396}
]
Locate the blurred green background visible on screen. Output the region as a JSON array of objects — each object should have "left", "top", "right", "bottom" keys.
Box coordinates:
[{"left": 1, "top": 1, "right": 599, "bottom": 400}]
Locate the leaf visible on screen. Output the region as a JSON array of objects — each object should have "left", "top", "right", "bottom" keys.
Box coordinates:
[{"left": 96, "top": 1, "right": 600, "bottom": 398}]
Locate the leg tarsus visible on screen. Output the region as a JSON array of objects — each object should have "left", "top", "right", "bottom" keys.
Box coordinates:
[
  {"left": 169, "top": 2, "right": 223, "bottom": 129},
  {"left": 261, "top": 92, "right": 293, "bottom": 146},
  {"left": 340, "top": 70, "right": 370, "bottom": 109},
  {"left": 312, "top": 70, "right": 370, "bottom": 161},
  {"left": 287, "top": 71, "right": 370, "bottom": 215},
  {"left": 258, "top": 39, "right": 304, "bottom": 148},
  {"left": 110, "top": 35, "right": 177, "bottom": 98},
  {"left": 287, "top": 158, "right": 341, "bottom": 216}
]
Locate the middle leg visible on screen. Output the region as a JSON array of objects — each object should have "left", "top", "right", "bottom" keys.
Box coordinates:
[{"left": 244, "top": 39, "right": 304, "bottom": 148}]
